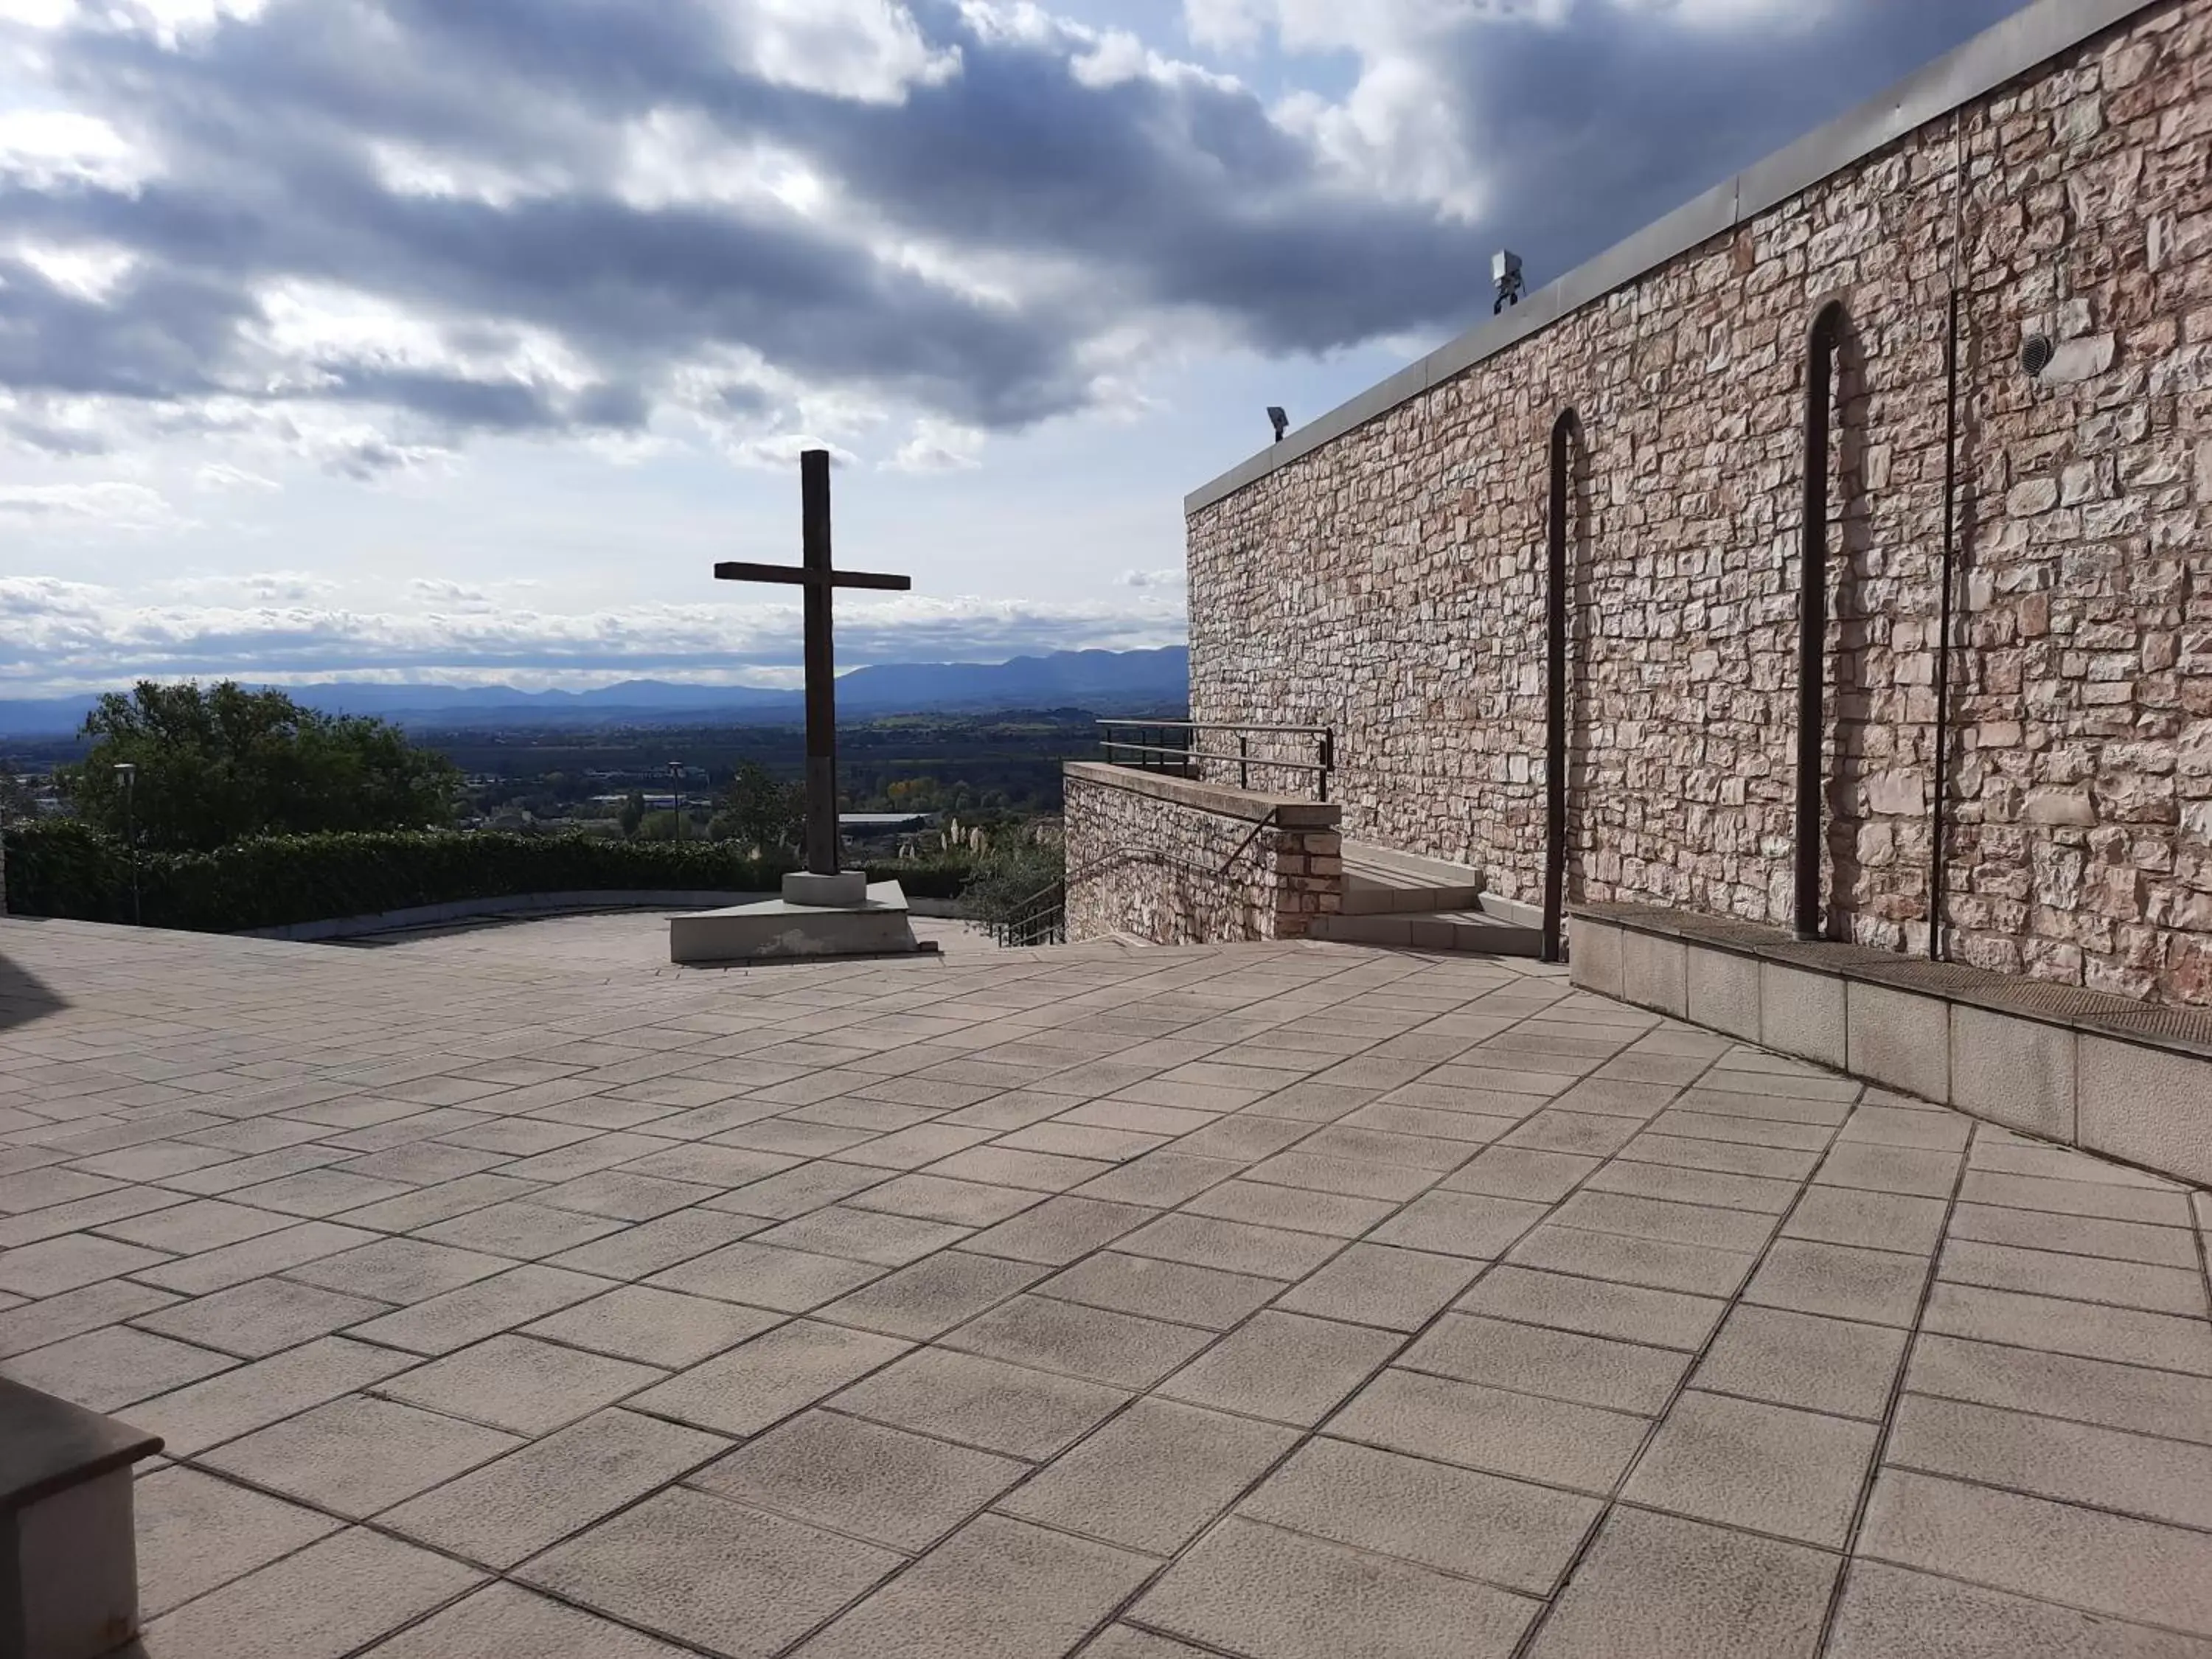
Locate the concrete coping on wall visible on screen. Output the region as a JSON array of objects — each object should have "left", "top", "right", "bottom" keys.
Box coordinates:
[
  {"left": 1183, "top": 0, "right": 2162, "bottom": 516},
  {"left": 1063, "top": 761, "right": 1342, "bottom": 830},
  {"left": 1571, "top": 901, "right": 2212, "bottom": 1186}
]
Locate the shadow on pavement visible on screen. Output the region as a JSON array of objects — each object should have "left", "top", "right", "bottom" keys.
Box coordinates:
[{"left": 0, "top": 947, "right": 67, "bottom": 1033}]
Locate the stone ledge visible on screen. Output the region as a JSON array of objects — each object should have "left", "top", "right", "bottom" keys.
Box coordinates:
[
  {"left": 1062, "top": 761, "right": 1341, "bottom": 830},
  {"left": 1573, "top": 902, "right": 2212, "bottom": 1058},
  {"left": 1571, "top": 902, "right": 2212, "bottom": 1186}
]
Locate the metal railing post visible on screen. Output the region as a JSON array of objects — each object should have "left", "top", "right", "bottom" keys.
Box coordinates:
[{"left": 1238, "top": 734, "right": 1248, "bottom": 791}]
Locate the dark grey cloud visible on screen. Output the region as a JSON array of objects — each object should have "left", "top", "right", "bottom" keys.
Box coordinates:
[{"left": 0, "top": 0, "right": 2031, "bottom": 459}]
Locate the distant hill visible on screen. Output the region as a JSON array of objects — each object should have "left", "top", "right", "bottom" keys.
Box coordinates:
[{"left": 0, "top": 647, "right": 1190, "bottom": 737}]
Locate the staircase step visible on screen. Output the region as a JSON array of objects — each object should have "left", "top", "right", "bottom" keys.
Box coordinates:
[
  {"left": 1340, "top": 840, "right": 1490, "bottom": 916},
  {"left": 1309, "top": 909, "right": 1544, "bottom": 956}
]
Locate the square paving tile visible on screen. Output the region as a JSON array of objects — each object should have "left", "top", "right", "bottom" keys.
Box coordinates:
[
  {"left": 818, "top": 1250, "right": 1048, "bottom": 1340},
  {"left": 1, "top": 1321, "right": 234, "bottom": 1411},
  {"left": 1694, "top": 1304, "right": 1907, "bottom": 1421},
  {"left": 521, "top": 1486, "right": 899, "bottom": 1658},
  {"left": 1239, "top": 1436, "right": 1601, "bottom": 1596},
  {"left": 1860, "top": 1468, "right": 2212, "bottom": 1636},
  {"left": 341, "top": 1263, "right": 611, "bottom": 1355},
  {"left": 1742, "top": 1239, "right": 1930, "bottom": 1327},
  {"left": 283, "top": 1237, "right": 512, "bottom": 1304},
  {"left": 378, "top": 1332, "right": 661, "bottom": 1435},
  {"left": 695, "top": 1409, "right": 1026, "bottom": 1551},
  {"left": 1400, "top": 1312, "right": 1686, "bottom": 1416},
  {"left": 1826, "top": 1559, "right": 2212, "bottom": 1659},
  {"left": 1525, "top": 1504, "right": 1839, "bottom": 1659},
  {"left": 139, "top": 1525, "right": 484, "bottom": 1659},
  {"left": 0, "top": 1231, "right": 168, "bottom": 1296},
  {"left": 1621, "top": 1388, "right": 1878, "bottom": 1548},
  {"left": 1458, "top": 1265, "right": 1725, "bottom": 1351},
  {"left": 524, "top": 1284, "right": 781, "bottom": 1368},
  {"left": 1114, "top": 1212, "right": 1340, "bottom": 1280},
  {"left": 204, "top": 1394, "right": 522, "bottom": 1518},
  {"left": 132, "top": 1275, "right": 390, "bottom": 1359},
  {"left": 627, "top": 1318, "right": 908, "bottom": 1437},
  {"left": 134, "top": 1466, "right": 344, "bottom": 1620},
  {"left": 1040, "top": 1251, "right": 1279, "bottom": 1331},
  {"left": 647, "top": 1238, "right": 886, "bottom": 1311},
  {"left": 1159, "top": 1309, "right": 1400, "bottom": 1425},
  {"left": 961, "top": 1195, "right": 1158, "bottom": 1265},
  {"left": 793, "top": 1512, "right": 1155, "bottom": 1659},
  {"left": 1133, "top": 1514, "right": 1538, "bottom": 1659},
  {"left": 358, "top": 1583, "right": 698, "bottom": 1659},
  {"left": 750, "top": 1204, "right": 971, "bottom": 1266},
  {"left": 832, "top": 1346, "right": 1128, "bottom": 1461},
  {"left": 1329, "top": 1367, "right": 1649, "bottom": 1495},
  {"left": 131, "top": 1335, "right": 420, "bottom": 1457},
  {"left": 383, "top": 1408, "right": 729, "bottom": 1569},
  {"left": 998, "top": 1396, "right": 1296, "bottom": 1555},
  {"left": 946, "top": 1292, "right": 1211, "bottom": 1388}
]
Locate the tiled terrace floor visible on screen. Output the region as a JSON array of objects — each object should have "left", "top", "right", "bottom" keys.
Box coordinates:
[{"left": 1, "top": 914, "right": 2210, "bottom": 1659}]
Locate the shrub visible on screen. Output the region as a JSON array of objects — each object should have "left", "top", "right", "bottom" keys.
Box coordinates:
[{"left": 0, "top": 822, "right": 987, "bottom": 932}]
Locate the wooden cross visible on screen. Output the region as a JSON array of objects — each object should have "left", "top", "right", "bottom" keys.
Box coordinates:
[{"left": 715, "top": 449, "right": 912, "bottom": 877}]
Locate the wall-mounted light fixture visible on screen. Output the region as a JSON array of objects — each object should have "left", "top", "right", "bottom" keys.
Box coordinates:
[
  {"left": 1492, "top": 249, "right": 1526, "bottom": 314},
  {"left": 1267, "top": 406, "right": 1290, "bottom": 443}
]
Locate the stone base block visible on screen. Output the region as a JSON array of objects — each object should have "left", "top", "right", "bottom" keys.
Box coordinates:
[
  {"left": 670, "top": 881, "right": 922, "bottom": 965},
  {"left": 782, "top": 870, "right": 869, "bottom": 908},
  {"left": 2, "top": 1378, "right": 161, "bottom": 1659}
]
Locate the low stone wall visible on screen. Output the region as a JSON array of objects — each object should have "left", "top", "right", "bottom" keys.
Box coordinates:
[
  {"left": 1063, "top": 762, "right": 1342, "bottom": 945},
  {"left": 1573, "top": 900, "right": 2212, "bottom": 1185}
]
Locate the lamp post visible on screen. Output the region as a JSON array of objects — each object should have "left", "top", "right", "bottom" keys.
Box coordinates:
[
  {"left": 114, "top": 762, "right": 139, "bottom": 926},
  {"left": 668, "top": 761, "right": 684, "bottom": 842}
]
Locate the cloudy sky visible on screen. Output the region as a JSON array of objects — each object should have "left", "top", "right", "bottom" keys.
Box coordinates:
[{"left": 1, "top": 0, "right": 2025, "bottom": 696}]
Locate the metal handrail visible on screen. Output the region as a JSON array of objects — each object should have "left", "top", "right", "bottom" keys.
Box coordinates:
[
  {"left": 1096, "top": 720, "right": 1332, "bottom": 737},
  {"left": 1096, "top": 719, "right": 1335, "bottom": 803}
]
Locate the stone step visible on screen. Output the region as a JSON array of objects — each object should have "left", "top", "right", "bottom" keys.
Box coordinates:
[
  {"left": 1310, "top": 908, "right": 1544, "bottom": 956},
  {"left": 1340, "top": 840, "right": 1489, "bottom": 915}
]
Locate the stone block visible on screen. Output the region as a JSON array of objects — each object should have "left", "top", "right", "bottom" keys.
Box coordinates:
[
  {"left": 1950, "top": 1006, "right": 2075, "bottom": 1142},
  {"left": 669, "top": 882, "right": 919, "bottom": 964},
  {"left": 1619, "top": 929, "right": 1686, "bottom": 1017},
  {"left": 1846, "top": 981, "right": 1950, "bottom": 1104},
  {"left": 1685, "top": 946, "right": 1761, "bottom": 1042},
  {"left": 2076, "top": 1036, "right": 2212, "bottom": 1186},
  {"left": 1569, "top": 919, "right": 1624, "bottom": 998},
  {"left": 1761, "top": 963, "right": 1846, "bottom": 1071}
]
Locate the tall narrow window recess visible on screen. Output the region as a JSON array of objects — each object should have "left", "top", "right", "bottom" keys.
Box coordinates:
[
  {"left": 1795, "top": 301, "right": 1849, "bottom": 943},
  {"left": 1543, "top": 408, "right": 1582, "bottom": 965}
]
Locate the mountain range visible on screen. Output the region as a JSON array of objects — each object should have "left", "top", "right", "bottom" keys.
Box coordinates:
[{"left": 0, "top": 647, "right": 1190, "bottom": 737}]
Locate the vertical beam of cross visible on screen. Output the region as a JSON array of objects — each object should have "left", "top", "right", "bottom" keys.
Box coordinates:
[{"left": 714, "top": 450, "right": 913, "bottom": 877}]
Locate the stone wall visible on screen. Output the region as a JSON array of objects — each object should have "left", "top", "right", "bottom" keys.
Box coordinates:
[
  {"left": 1189, "top": 0, "right": 2212, "bottom": 1006},
  {"left": 1063, "top": 763, "right": 1342, "bottom": 945}
]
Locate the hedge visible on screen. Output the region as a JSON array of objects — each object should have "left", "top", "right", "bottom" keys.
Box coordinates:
[{"left": 0, "top": 821, "right": 973, "bottom": 933}]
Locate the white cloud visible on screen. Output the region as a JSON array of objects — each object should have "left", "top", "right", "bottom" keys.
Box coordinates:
[
  {"left": 720, "top": 0, "right": 961, "bottom": 105},
  {"left": 1117, "top": 567, "right": 1186, "bottom": 589},
  {"left": 0, "top": 480, "right": 173, "bottom": 526},
  {"left": 0, "top": 572, "right": 1189, "bottom": 694},
  {"left": 885, "top": 420, "right": 985, "bottom": 473},
  {"left": 193, "top": 462, "right": 280, "bottom": 492}
]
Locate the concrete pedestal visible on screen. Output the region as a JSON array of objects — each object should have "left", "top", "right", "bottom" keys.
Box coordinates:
[
  {"left": 2, "top": 1380, "right": 161, "bottom": 1659},
  {"left": 669, "top": 880, "right": 925, "bottom": 965},
  {"left": 782, "top": 869, "right": 869, "bottom": 907}
]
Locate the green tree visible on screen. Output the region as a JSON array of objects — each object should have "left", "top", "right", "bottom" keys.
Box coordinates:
[
  {"left": 636, "top": 810, "right": 683, "bottom": 841},
  {"left": 0, "top": 764, "right": 38, "bottom": 826},
  {"left": 619, "top": 790, "right": 647, "bottom": 838},
  {"left": 59, "top": 681, "right": 461, "bottom": 853},
  {"left": 708, "top": 761, "right": 804, "bottom": 856}
]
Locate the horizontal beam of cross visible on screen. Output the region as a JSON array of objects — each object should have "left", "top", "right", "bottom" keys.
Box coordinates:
[{"left": 714, "top": 560, "right": 912, "bottom": 591}]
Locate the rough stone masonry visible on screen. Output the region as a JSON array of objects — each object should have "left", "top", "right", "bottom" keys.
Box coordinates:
[{"left": 1186, "top": 0, "right": 2212, "bottom": 1006}]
